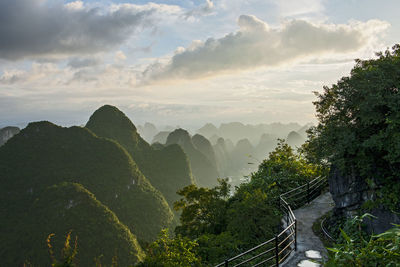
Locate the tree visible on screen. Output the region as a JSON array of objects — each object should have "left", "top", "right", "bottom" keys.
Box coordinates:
[
  {"left": 140, "top": 229, "right": 201, "bottom": 267},
  {"left": 174, "top": 179, "right": 230, "bottom": 239},
  {"left": 307, "top": 44, "right": 400, "bottom": 209}
]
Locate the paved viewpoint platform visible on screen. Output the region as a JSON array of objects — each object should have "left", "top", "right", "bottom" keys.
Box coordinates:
[{"left": 284, "top": 192, "right": 334, "bottom": 266}]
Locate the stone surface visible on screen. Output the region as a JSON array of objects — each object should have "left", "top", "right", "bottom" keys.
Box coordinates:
[
  {"left": 0, "top": 126, "right": 20, "bottom": 146},
  {"left": 328, "top": 166, "right": 400, "bottom": 234},
  {"left": 283, "top": 192, "right": 334, "bottom": 266}
]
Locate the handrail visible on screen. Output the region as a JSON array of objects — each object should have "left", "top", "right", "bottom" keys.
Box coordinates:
[
  {"left": 321, "top": 217, "right": 335, "bottom": 241},
  {"left": 215, "top": 176, "right": 328, "bottom": 267}
]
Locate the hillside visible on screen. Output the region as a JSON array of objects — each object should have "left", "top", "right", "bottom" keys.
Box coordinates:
[
  {"left": 0, "top": 121, "right": 174, "bottom": 245},
  {"left": 192, "top": 134, "right": 218, "bottom": 170},
  {"left": 166, "top": 128, "right": 220, "bottom": 188},
  {"left": 1, "top": 182, "right": 144, "bottom": 266},
  {"left": 85, "top": 105, "right": 194, "bottom": 211}
]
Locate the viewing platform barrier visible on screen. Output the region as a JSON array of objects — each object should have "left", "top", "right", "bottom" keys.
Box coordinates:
[{"left": 215, "top": 176, "right": 328, "bottom": 267}]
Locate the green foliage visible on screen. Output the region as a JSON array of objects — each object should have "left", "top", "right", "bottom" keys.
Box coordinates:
[
  {"left": 170, "top": 140, "right": 325, "bottom": 265},
  {"left": 140, "top": 229, "right": 202, "bottom": 267},
  {"left": 307, "top": 44, "right": 400, "bottom": 209},
  {"left": 326, "top": 215, "right": 400, "bottom": 266},
  {"left": 174, "top": 178, "right": 230, "bottom": 238},
  {"left": 196, "top": 232, "right": 242, "bottom": 264},
  {"left": 0, "top": 121, "right": 174, "bottom": 243},
  {"left": 226, "top": 187, "right": 278, "bottom": 245},
  {"left": 0, "top": 121, "right": 174, "bottom": 266},
  {"left": 86, "top": 105, "right": 194, "bottom": 213},
  {"left": 2, "top": 182, "right": 145, "bottom": 266},
  {"left": 248, "top": 139, "right": 327, "bottom": 195}
]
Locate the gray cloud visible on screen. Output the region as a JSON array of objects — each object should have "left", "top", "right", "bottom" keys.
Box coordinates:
[
  {"left": 0, "top": 0, "right": 160, "bottom": 60},
  {"left": 67, "top": 57, "right": 102, "bottom": 69},
  {"left": 140, "top": 15, "right": 389, "bottom": 83}
]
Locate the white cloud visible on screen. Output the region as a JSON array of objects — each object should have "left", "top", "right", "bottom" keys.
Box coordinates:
[
  {"left": 64, "top": 1, "right": 84, "bottom": 10},
  {"left": 139, "top": 15, "right": 389, "bottom": 84},
  {"left": 184, "top": 0, "right": 215, "bottom": 19},
  {"left": 115, "top": 51, "right": 127, "bottom": 62}
]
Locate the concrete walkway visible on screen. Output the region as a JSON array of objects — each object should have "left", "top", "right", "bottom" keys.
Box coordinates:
[{"left": 283, "top": 192, "right": 334, "bottom": 266}]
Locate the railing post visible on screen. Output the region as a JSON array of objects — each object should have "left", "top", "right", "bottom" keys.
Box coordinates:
[
  {"left": 224, "top": 259, "right": 228, "bottom": 267},
  {"left": 275, "top": 235, "right": 279, "bottom": 267},
  {"left": 307, "top": 181, "right": 310, "bottom": 204},
  {"left": 294, "top": 219, "right": 297, "bottom": 251}
]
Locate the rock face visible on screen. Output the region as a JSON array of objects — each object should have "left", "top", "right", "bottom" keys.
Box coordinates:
[
  {"left": 0, "top": 126, "right": 20, "bottom": 146},
  {"left": 329, "top": 166, "right": 400, "bottom": 234}
]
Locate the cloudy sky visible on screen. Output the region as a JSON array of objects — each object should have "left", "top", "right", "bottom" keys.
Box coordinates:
[{"left": 1, "top": 0, "right": 399, "bottom": 129}]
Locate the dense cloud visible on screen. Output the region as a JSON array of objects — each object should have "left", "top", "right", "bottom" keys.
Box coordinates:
[
  {"left": 0, "top": 0, "right": 178, "bottom": 60},
  {"left": 140, "top": 15, "right": 389, "bottom": 83}
]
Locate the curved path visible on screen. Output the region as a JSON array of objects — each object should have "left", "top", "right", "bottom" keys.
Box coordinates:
[{"left": 284, "top": 192, "right": 334, "bottom": 266}]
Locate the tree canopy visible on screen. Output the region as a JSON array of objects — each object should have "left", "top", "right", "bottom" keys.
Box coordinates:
[{"left": 306, "top": 44, "right": 400, "bottom": 209}]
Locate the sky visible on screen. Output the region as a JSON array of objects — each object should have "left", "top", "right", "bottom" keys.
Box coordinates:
[{"left": 1, "top": 0, "right": 399, "bottom": 129}]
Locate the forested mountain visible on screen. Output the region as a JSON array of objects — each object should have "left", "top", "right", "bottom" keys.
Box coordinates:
[
  {"left": 85, "top": 105, "right": 194, "bottom": 212},
  {"left": 192, "top": 134, "right": 218, "bottom": 170},
  {"left": 3, "top": 182, "right": 145, "bottom": 266},
  {"left": 166, "top": 129, "right": 220, "bottom": 188},
  {"left": 0, "top": 121, "right": 171, "bottom": 266}
]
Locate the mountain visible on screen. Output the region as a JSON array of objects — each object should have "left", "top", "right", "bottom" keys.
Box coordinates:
[
  {"left": 1, "top": 182, "right": 144, "bottom": 266},
  {"left": 0, "top": 121, "right": 173, "bottom": 244},
  {"left": 231, "top": 138, "right": 254, "bottom": 172},
  {"left": 85, "top": 105, "right": 194, "bottom": 212},
  {"left": 192, "top": 134, "right": 218, "bottom": 170},
  {"left": 286, "top": 131, "right": 305, "bottom": 148},
  {"left": 166, "top": 129, "right": 220, "bottom": 188},
  {"left": 152, "top": 131, "right": 171, "bottom": 144},
  {"left": 137, "top": 122, "right": 158, "bottom": 143},
  {"left": 225, "top": 138, "right": 235, "bottom": 153},
  {"left": 197, "top": 123, "right": 218, "bottom": 138},
  {"left": 0, "top": 126, "right": 20, "bottom": 146},
  {"left": 254, "top": 133, "right": 278, "bottom": 160},
  {"left": 209, "top": 134, "right": 221, "bottom": 145},
  {"left": 213, "top": 137, "right": 231, "bottom": 177},
  {"left": 197, "top": 122, "right": 304, "bottom": 145},
  {"left": 297, "top": 122, "right": 313, "bottom": 137}
]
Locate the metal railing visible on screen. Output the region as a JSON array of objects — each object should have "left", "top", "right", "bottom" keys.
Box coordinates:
[{"left": 215, "top": 176, "right": 328, "bottom": 267}]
